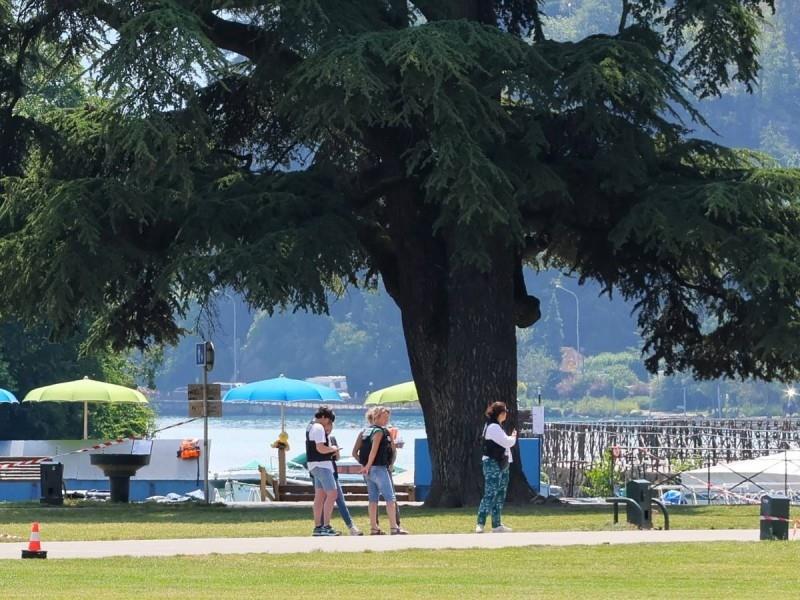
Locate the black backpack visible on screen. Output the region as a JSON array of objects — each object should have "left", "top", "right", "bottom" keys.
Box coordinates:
[
  {"left": 357, "top": 426, "right": 391, "bottom": 466},
  {"left": 357, "top": 428, "right": 373, "bottom": 466}
]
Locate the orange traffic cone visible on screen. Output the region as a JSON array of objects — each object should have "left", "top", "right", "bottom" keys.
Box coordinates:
[{"left": 21, "top": 522, "right": 47, "bottom": 559}]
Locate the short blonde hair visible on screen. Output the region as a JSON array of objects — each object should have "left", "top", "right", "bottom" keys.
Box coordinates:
[{"left": 371, "top": 406, "right": 391, "bottom": 422}]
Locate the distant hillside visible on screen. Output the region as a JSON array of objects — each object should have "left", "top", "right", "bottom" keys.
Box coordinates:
[{"left": 153, "top": 269, "right": 640, "bottom": 399}]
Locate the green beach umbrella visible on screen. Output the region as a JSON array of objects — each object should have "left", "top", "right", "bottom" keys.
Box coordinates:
[
  {"left": 365, "top": 381, "right": 418, "bottom": 405},
  {"left": 24, "top": 376, "right": 148, "bottom": 439}
]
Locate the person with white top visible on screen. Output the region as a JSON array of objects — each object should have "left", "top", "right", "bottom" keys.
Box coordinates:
[
  {"left": 306, "top": 406, "right": 340, "bottom": 536},
  {"left": 476, "top": 401, "right": 517, "bottom": 533}
]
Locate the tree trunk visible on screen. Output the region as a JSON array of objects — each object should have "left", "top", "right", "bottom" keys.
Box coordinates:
[{"left": 387, "top": 226, "right": 533, "bottom": 506}]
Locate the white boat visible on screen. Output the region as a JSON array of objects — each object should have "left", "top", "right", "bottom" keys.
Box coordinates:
[{"left": 211, "top": 454, "right": 408, "bottom": 502}]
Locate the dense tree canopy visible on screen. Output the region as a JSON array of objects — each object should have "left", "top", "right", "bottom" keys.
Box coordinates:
[{"left": 2, "top": 1, "right": 800, "bottom": 504}]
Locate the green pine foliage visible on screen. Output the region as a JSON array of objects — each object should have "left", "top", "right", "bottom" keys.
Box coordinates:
[{"left": 2, "top": 0, "right": 800, "bottom": 385}]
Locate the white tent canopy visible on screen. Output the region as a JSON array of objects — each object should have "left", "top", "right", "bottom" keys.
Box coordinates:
[{"left": 681, "top": 451, "right": 800, "bottom": 495}]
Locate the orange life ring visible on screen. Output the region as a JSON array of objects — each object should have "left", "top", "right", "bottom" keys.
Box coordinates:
[{"left": 178, "top": 438, "right": 200, "bottom": 460}]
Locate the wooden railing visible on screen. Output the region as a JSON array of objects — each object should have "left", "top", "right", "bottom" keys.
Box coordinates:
[{"left": 257, "top": 466, "right": 415, "bottom": 502}]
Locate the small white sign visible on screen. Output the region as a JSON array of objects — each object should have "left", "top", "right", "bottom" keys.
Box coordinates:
[{"left": 530, "top": 406, "right": 545, "bottom": 435}]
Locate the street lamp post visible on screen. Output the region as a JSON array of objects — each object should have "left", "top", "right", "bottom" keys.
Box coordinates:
[
  {"left": 555, "top": 284, "right": 581, "bottom": 372},
  {"left": 611, "top": 380, "right": 616, "bottom": 416},
  {"left": 221, "top": 291, "right": 238, "bottom": 382}
]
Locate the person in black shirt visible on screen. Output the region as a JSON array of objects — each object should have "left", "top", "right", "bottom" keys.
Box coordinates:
[{"left": 323, "top": 420, "right": 363, "bottom": 536}]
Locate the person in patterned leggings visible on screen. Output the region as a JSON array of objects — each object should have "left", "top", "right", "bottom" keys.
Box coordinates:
[{"left": 476, "top": 401, "right": 517, "bottom": 533}]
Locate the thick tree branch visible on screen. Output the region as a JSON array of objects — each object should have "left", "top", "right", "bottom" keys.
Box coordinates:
[
  {"left": 410, "top": 0, "right": 494, "bottom": 24},
  {"left": 388, "top": 0, "right": 409, "bottom": 28},
  {"left": 532, "top": 7, "right": 545, "bottom": 43},
  {"left": 661, "top": 263, "right": 729, "bottom": 302},
  {"left": 514, "top": 256, "right": 541, "bottom": 328},
  {"left": 60, "top": 1, "right": 301, "bottom": 66},
  {"left": 410, "top": 1, "right": 449, "bottom": 22},
  {"left": 348, "top": 175, "right": 406, "bottom": 210},
  {"left": 71, "top": 0, "right": 125, "bottom": 30},
  {"left": 198, "top": 12, "right": 301, "bottom": 66},
  {"left": 618, "top": 0, "right": 631, "bottom": 33},
  {"left": 8, "top": 10, "right": 60, "bottom": 111},
  {"left": 522, "top": 233, "right": 551, "bottom": 260},
  {"left": 356, "top": 221, "right": 401, "bottom": 298},
  {"left": 344, "top": 152, "right": 407, "bottom": 210}
]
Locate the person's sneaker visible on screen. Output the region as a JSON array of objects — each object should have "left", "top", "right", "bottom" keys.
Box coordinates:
[
  {"left": 319, "top": 525, "right": 341, "bottom": 536},
  {"left": 491, "top": 524, "right": 513, "bottom": 533},
  {"left": 312, "top": 526, "right": 325, "bottom": 536},
  {"left": 390, "top": 527, "right": 409, "bottom": 535},
  {"left": 475, "top": 524, "right": 485, "bottom": 533},
  {"left": 349, "top": 526, "right": 364, "bottom": 536}
]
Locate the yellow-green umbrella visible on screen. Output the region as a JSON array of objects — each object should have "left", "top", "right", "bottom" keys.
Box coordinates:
[
  {"left": 24, "top": 376, "right": 148, "bottom": 439},
  {"left": 365, "top": 381, "right": 418, "bottom": 405}
]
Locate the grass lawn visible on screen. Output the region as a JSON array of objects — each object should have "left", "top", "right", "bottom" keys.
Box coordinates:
[
  {"left": 0, "top": 501, "right": 762, "bottom": 541},
  {"left": 0, "top": 542, "right": 796, "bottom": 599}
]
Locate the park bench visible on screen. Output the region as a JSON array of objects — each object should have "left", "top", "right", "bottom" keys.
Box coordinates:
[{"left": 257, "top": 466, "right": 415, "bottom": 502}]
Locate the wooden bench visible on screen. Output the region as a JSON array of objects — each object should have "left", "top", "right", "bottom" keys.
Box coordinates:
[
  {"left": 257, "top": 467, "right": 415, "bottom": 502},
  {"left": 0, "top": 458, "right": 45, "bottom": 482}
]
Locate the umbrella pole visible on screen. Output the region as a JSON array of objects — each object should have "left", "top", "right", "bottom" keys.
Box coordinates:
[
  {"left": 83, "top": 401, "right": 88, "bottom": 440},
  {"left": 279, "top": 404, "right": 286, "bottom": 485},
  {"left": 278, "top": 447, "right": 286, "bottom": 486}
]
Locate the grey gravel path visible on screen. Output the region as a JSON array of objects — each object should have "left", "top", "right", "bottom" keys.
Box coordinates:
[{"left": 0, "top": 528, "right": 774, "bottom": 560}]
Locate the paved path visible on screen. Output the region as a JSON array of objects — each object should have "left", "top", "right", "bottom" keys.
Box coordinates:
[{"left": 0, "top": 529, "right": 777, "bottom": 559}]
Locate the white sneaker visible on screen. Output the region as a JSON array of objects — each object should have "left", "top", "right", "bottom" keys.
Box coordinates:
[
  {"left": 491, "top": 524, "right": 513, "bottom": 533},
  {"left": 475, "top": 524, "right": 484, "bottom": 533},
  {"left": 349, "top": 526, "right": 363, "bottom": 536}
]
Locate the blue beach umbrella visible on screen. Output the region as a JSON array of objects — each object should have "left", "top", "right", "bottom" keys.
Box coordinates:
[
  {"left": 223, "top": 375, "right": 342, "bottom": 431},
  {"left": 0, "top": 388, "right": 18, "bottom": 403}
]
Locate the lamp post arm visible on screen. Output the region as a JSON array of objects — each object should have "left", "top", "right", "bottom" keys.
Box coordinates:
[{"left": 556, "top": 285, "right": 581, "bottom": 372}]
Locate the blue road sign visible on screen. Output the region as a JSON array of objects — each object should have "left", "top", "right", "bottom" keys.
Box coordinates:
[{"left": 196, "top": 342, "right": 206, "bottom": 367}]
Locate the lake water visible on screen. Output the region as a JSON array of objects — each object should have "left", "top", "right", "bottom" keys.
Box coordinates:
[{"left": 154, "top": 413, "right": 427, "bottom": 474}]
